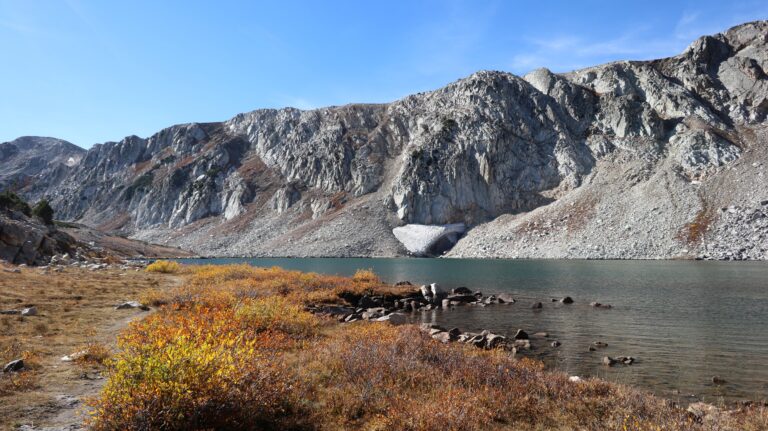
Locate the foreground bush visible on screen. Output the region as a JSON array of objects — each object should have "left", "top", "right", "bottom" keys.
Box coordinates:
[
  {"left": 88, "top": 295, "right": 315, "bottom": 430},
  {"left": 88, "top": 265, "right": 768, "bottom": 430},
  {"left": 145, "top": 260, "right": 181, "bottom": 274}
]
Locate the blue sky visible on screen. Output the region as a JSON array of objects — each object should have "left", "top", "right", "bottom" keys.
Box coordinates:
[{"left": 1, "top": 1, "right": 767, "bottom": 148}]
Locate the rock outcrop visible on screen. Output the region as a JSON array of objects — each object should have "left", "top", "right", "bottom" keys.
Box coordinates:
[
  {"left": 2, "top": 21, "right": 767, "bottom": 259},
  {"left": 0, "top": 207, "right": 78, "bottom": 265}
]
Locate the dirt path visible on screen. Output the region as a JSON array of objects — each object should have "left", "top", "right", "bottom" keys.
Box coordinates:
[{"left": 0, "top": 265, "right": 180, "bottom": 430}]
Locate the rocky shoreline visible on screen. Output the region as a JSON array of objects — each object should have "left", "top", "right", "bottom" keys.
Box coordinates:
[{"left": 306, "top": 282, "right": 638, "bottom": 366}]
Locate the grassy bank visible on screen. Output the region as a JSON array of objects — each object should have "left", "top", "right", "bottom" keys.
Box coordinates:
[{"left": 81, "top": 263, "right": 766, "bottom": 430}]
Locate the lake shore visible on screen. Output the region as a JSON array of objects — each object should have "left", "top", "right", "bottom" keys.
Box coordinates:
[{"left": 1, "top": 262, "right": 766, "bottom": 430}]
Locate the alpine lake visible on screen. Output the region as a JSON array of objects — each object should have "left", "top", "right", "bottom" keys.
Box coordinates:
[{"left": 178, "top": 257, "right": 768, "bottom": 404}]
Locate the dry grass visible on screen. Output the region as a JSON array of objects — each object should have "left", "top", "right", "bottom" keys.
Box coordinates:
[
  {"left": 0, "top": 264, "right": 178, "bottom": 430},
  {"left": 85, "top": 264, "right": 768, "bottom": 431}
]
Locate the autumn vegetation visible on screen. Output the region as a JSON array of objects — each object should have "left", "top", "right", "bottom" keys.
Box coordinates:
[
  {"left": 145, "top": 259, "right": 181, "bottom": 274},
  {"left": 84, "top": 264, "right": 767, "bottom": 430}
]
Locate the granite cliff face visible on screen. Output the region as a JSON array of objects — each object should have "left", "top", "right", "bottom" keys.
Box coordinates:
[{"left": 4, "top": 21, "right": 768, "bottom": 259}]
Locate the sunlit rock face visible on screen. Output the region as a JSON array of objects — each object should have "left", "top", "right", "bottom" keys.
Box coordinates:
[
  {"left": 2, "top": 21, "right": 768, "bottom": 259},
  {"left": 392, "top": 224, "right": 466, "bottom": 256}
]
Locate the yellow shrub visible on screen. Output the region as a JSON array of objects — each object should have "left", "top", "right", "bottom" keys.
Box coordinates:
[
  {"left": 138, "top": 288, "right": 168, "bottom": 307},
  {"left": 352, "top": 268, "right": 380, "bottom": 284},
  {"left": 145, "top": 260, "right": 181, "bottom": 274},
  {"left": 89, "top": 332, "right": 301, "bottom": 430},
  {"left": 235, "top": 296, "right": 318, "bottom": 337}
]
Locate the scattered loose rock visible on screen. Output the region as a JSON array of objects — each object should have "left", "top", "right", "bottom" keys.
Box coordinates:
[
  {"left": 3, "top": 359, "right": 24, "bottom": 373},
  {"left": 531, "top": 302, "right": 543, "bottom": 309},
  {"left": 21, "top": 306, "right": 37, "bottom": 316},
  {"left": 497, "top": 293, "right": 515, "bottom": 303},
  {"left": 513, "top": 329, "right": 529, "bottom": 340},
  {"left": 115, "top": 301, "right": 150, "bottom": 311}
]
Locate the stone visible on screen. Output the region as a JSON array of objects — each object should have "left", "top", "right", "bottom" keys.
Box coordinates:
[
  {"left": 419, "top": 323, "right": 445, "bottom": 333},
  {"left": 419, "top": 285, "right": 432, "bottom": 300},
  {"left": 20, "top": 307, "right": 37, "bottom": 316},
  {"left": 531, "top": 302, "right": 543, "bottom": 309},
  {"left": 620, "top": 356, "right": 635, "bottom": 365},
  {"left": 372, "top": 312, "right": 407, "bottom": 325},
  {"left": 61, "top": 350, "right": 87, "bottom": 362},
  {"left": 560, "top": 296, "right": 574, "bottom": 304},
  {"left": 468, "top": 334, "right": 487, "bottom": 348},
  {"left": 3, "top": 359, "right": 24, "bottom": 373},
  {"left": 568, "top": 375, "right": 582, "bottom": 382},
  {"left": 551, "top": 340, "right": 561, "bottom": 347},
  {"left": 446, "top": 293, "right": 476, "bottom": 303},
  {"left": 115, "top": 301, "right": 150, "bottom": 311},
  {"left": 497, "top": 293, "right": 515, "bottom": 304},
  {"left": 357, "top": 295, "right": 377, "bottom": 308},
  {"left": 512, "top": 339, "right": 531, "bottom": 350},
  {"left": 361, "top": 308, "right": 386, "bottom": 320},
  {"left": 451, "top": 287, "right": 472, "bottom": 295},
  {"left": 0, "top": 310, "right": 20, "bottom": 315},
  {"left": 429, "top": 283, "right": 445, "bottom": 300},
  {"left": 441, "top": 298, "right": 451, "bottom": 309},
  {"left": 602, "top": 356, "right": 617, "bottom": 366},
  {"left": 687, "top": 402, "right": 722, "bottom": 421},
  {"left": 532, "top": 332, "right": 549, "bottom": 338},
  {"left": 513, "top": 329, "right": 529, "bottom": 340},
  {"left": 592, "top": 341, "right": 608, "bottom": 348},
  {"left": 431, "top": 331, "right": 452, "bottom": 343},
  {"left": 485, "top": 333, "right": 506, "bottom": 349},
  {"left": 712, "top": 376, "right": 727, "bottom": 385}
]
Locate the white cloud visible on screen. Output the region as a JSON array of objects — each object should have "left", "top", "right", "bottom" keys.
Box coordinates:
[{"left": 506, "top": 12, "right": 733, "bottom": 75}]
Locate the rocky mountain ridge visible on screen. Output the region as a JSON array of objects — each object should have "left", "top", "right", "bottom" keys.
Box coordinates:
[{"left": 3, "top": 21, "right": 768, "bottom": 259}]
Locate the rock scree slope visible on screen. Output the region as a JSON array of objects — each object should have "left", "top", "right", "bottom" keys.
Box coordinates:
[{"left": 3, "top": 21, "right": 768, "bottom": 260}]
